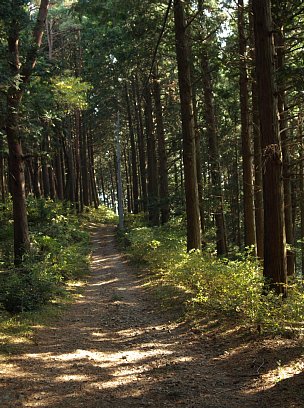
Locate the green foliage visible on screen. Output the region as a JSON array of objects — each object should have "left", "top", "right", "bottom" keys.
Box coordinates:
[
  {"left": 1, "top": 269, "right": 55, "bottom": 314},
  {"left": 80, "top": 205, "right": 118, "bottom": 225},
  {"left": 124, "top": 222, "right": 304, "bottom": 335},
  {"left": 0, "top": 198, "right": 90, "bottom": 314},
  {"left": 51, "top": 73, "right": 92, "bottom": 112}
]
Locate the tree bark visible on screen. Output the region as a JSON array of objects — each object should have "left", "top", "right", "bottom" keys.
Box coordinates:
[
  {"left": 0, "top": 135, "right": 6, "bottom": 202},
  {"left": 252, "top": 0, "right": 287, "bottom": 295},
  {"left": 152, "top": 69, "right": 170, "bottom": 224},
  {"left": 123, "top": 145, "right": 131, "bottom": 213},
  {"left": 275, "top": 27, "right": 295, "bottom": 276},
  {"left": 174, "top": 0, "right": 201, "bottom": 251},
  {"left": 133, "top": 78, "right": 148, "bottom": 212},
  {"left": 115, "top": 112, "right": 124, "bottom": 228},
  {"left": 87, "top": 128, "right": 99, "bottom": 208},
  {"left": 125, "top": 85, "right": 139, "bottom": 214},
  {"left": 201, "top": 48, "right": 228, "bottom": 255},
  {"left": 238, "top": 0, "right": 256, "bottom": 250},
  {"left": 144, "top": 84, "right": 159, "bottom": 226},
  {"left": 5, "top": 0, "right": 49, "bottom": 264},
  {"left": 249, "top": 0, "right": 264, "bottom": 258},
  {"left": 78, "top": 111, "right": 89, "bottom": 206}
]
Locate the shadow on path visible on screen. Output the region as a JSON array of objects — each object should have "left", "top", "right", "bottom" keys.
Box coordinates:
[{"left": 0, "top": 225, "right": 303, "bottom": 407}]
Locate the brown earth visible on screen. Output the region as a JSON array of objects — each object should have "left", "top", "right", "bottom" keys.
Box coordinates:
[{"left": 0, "top": 224, "right": 303, "bottom": 407}]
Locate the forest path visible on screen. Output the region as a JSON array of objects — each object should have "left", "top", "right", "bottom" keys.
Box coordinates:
[{"left": 0, "top": 225, "right": 303, "bottom": 407}]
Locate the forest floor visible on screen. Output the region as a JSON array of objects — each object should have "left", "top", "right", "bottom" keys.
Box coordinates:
[{"left": 0, "top": 224, "right": 303, "bottom": 408}]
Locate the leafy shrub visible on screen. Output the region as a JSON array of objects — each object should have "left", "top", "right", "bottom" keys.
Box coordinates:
[
  {"left": 1, "top": 269, "right": 56, "bottom": 313},
  {"left": 0, "top": 198, "right": 91, "bottom": 314},
  {"left": 124, "top": 224, "right": 304, "bottom": 335}
]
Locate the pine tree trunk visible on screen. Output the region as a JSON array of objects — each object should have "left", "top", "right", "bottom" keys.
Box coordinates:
[
  {"left": 252, "top": 0, "right": 287, "bottom": 295},
  {"left": 174, "top": 0, "right": 201, "bottom": 250}
]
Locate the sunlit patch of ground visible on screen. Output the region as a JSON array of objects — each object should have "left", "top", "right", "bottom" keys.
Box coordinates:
[{"left": 0, "top": 225, "right": 303, "bottom": 408}]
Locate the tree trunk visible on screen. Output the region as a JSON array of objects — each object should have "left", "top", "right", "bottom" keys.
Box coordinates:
[
  {"left": 87, "top": 129, "right": 99, "bottom": 208},
  {"left": 54, "top": 133, "right": 64, "bottom": 200},
  {"left": 252, "top": 71, "right": 264, "bottom": 259},
  {"left": 5, "top": 0, "right": 49, "bottom": 264},
  {"left": 6, "top": 94, "right": 30, "bottom": 263},
  {"left": 144, "top": 84, "right": 159, "bottom": 226},
  {"left": 299, "top": 113, "right": 304, "bottom": 276},
  {"left": 174, "top": 0, "right": 201, "bottom": 251},
  {"left": 78, "top": 111, "right": 89, "bottom": 206},
  {"left": 193, "top": 91, "right": 205, "bottom": 238},
  {"left": 133, "top": 78, "right": 148, "bottom": 212},
  {"left": 201, "top": 48, "right": 228, "bottom": 255},
  {"left": 115, "top": 112, "right": 124, "bottom": 228},
  {"left": 0, "top": 135, "right": 6, "bottom": 202},
  {"left": 152, "top": 69, "right": 170, "bottom": 224},
  {"left": 99, "top": 167, "right": 107, "bottom": 206},
  {"left": 109, "top": 164, "right": 116, "bottom": 211},
  {"left": 249, "top": 0, "right": 264, "bottom": 258},
  {"left": 123, "top": 145, "right": 132, "bottom": 213},
  {"left": 125, "top": 85, "right": 139, "bottom": 214},
  {"left": 41, "top": 130, "right": 50, "bottom": 198},
  {"left": 275, "top": 29, "right": 295, "bottom": 276},
  {"left": 252, "top": 0, "right": 287, "bottom": 295},
  {"left": 238, "top": 0, "right": 256, "bottom": 250},
  {"left": 63, "top": 128, "right": 76, "bottom": 203}
]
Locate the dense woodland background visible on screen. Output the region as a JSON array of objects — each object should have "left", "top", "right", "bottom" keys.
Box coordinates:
[{"left": 0, "top": 0, "right": 304, "bottom": 327}]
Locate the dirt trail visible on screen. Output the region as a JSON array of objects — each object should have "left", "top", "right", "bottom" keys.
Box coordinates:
[{"left": 0, "top": 225, "right": 303, "bottom": 407}]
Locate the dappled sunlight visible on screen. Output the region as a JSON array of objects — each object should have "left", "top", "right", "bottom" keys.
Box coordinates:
[
  {"left": 258, "top": 356, "right": 304, "bottom": 390},
  {"left": 56, "top": 374, "right": 90, "bottom": 382},
  {"left": 90, "top": 278, "right": 119, "bottom": 286},
  {"left": 1, "top": 225, "right": 303, "bottom": 407}
]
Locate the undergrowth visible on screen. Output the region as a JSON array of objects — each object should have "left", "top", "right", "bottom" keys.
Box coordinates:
[
  {"left": 0, "top": 199, "right": 115, "bottom": 352},
  {"left": 123, "top": 215, "right": 304, "bottom": 336}
]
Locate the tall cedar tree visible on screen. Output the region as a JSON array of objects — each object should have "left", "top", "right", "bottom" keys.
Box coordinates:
[
  {"left": 174, "top": 0, "right": 201, "bottom": 251},
  {"left": 153, "top": 69, "right": 170, "bottom": 224},
  {"left": 6, "top": 0, "right": 49, "bottom": 264},
  {"left": 252, "top": 0, "right": 287, "bottom": 295},
  {"left": 237, "top": 0, "right": 256, "bottom": 249}
]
